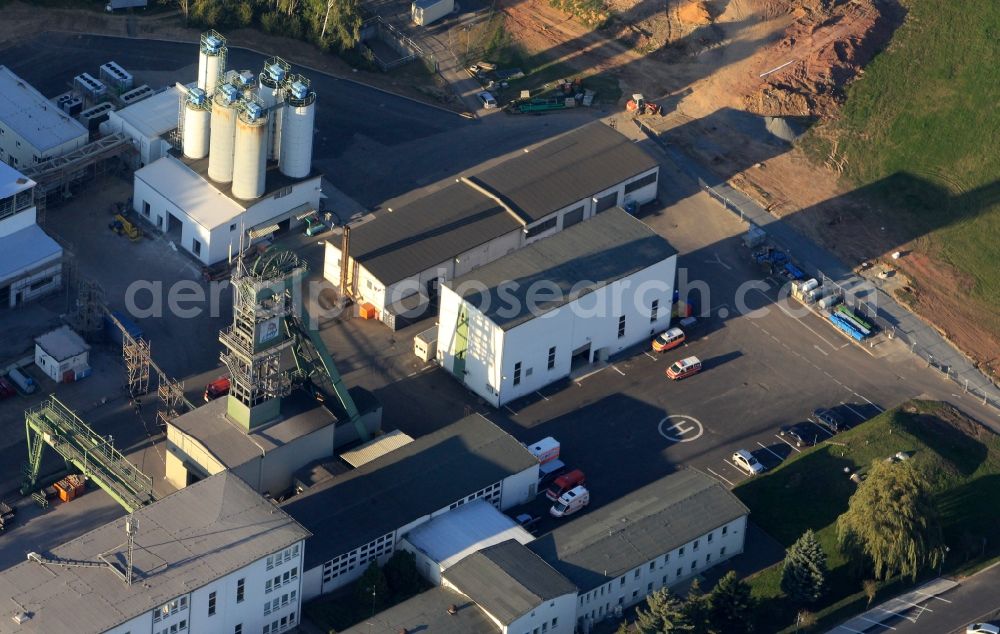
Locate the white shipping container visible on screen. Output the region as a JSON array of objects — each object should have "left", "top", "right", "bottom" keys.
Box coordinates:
[
  {"left": 527, "top": 437, "right": 560, "bottom": 464},
  {"left": 411, "top": 0, "right": 454, "bottom": 26}
]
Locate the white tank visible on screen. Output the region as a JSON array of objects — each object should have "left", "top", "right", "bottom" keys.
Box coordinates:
[
  {"left": 183, "top": 104, "right": 211, "bottom": 159},
  {"left": 232, "top": 103, "right": 268, "bottom": 200},
  {"left": 197, "top": 31, "right": 226, "bottom": 95},
  {"left": 279, "top": 84, "right": 316, "bottom": 178},
  {"left": 799, "top": 278, "right": 819, "bottom": 293},
  {"left": 259, "top": 59, "right": 289, "bottom": 162},
  {"left": 208, "top": 85, "right": 241, "bottom": 183}
]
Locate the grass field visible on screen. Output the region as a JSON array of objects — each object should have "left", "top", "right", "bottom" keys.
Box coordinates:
[
  {"left": 805, "top": 0, "right": 1000, "bottom": 310},
  {"left": 734, "top": 401, "right": 1000, "bottom": 632}
]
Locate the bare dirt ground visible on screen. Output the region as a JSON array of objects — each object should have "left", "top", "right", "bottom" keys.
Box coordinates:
[{"left": 0, "top": 1, "right": 452, "bottom": 106}]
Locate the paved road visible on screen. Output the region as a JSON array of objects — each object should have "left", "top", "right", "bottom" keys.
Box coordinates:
[{"left": 829, "top": 564, "right": 1000, "bottom": 634}]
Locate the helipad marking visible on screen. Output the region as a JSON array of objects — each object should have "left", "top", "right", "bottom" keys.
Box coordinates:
[{"left": 658, "top": 415, "right": 704, "bottom": 443}]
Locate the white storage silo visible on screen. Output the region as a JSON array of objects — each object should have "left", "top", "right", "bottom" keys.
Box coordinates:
[
  {"left": 279, "top": 77, "right": 316, "bottom": 179},
  {"left": 197, "top": 30, "right": 227, "bottom": 96},
  {"left": 232, "top": 101, "right": 268, "bottom": 200},
  {"left": 182, "top": 87, "right": 211, "bottom": 160},
  {"left": 259, "top": 58, "right": 290, "bottom": 161},
  {"left": 208, "top": 83, "right": 241, "bottom": 183}
]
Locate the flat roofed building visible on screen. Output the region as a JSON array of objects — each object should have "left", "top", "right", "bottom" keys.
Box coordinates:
[
  {"left": 528, "top": 469, "right": 749, "bottom": 631},
  {"left": 437, "top": 207, "right": 677, "bottom": 406},
  {"left": 399, "top": 500, "right": 534, "bottom": 584},
  {"left": 34, "top": 325, "right": 90, "bottom": 383},
  {"left": 0, "top": 161, "right": 62, "bottom": 307},
  {"left": 325, "top": 121, "right": 660, "bottom": 327},
  {"left": 100, "top": 83, "right": 184, "bottom": 168},
  {"left": 0, "top": 66, "right": 89, "bottom": 169},
  {"left": 0, "top": 471, "right": 310, "bottom": 634},
  {"left": 133, "top": 154, "right": 321, "bottom": 265},
  {"left": 339, "top": 586, "right": 502, "bottom": 634},
  {"left": 280, "top": 414, "right": 540, "bottom": 600},
  {"left": 443, "top": 540, "right": 577, "bottom": 634}
]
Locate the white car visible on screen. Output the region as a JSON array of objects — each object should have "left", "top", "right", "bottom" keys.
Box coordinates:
[
  {"left": 732, "top": 449, "right": 765, "bottom": 476},
  {"left": 967, "top": 624, "right": 1000, "bottom": 634}
]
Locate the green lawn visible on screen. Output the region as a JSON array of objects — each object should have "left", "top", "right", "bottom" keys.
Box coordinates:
[
  {"left": 734, "top": 401, "right": 1000, "bottom": 631},
  {"left": 803, "top": 0, "right": 1000, "bottom": 313}
]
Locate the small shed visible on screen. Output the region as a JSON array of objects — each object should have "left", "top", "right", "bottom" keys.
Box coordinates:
[
  {"left": 411, "top": 0, "right": 454, "bottom": 26},
  {"left": 34, "top": 325, "right": 91, "bottom": 383}
]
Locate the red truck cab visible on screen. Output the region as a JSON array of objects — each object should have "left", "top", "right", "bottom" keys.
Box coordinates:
[
  {"left": 204, "top": 376, "right": 230, "bottom": 402},
  {"left": 545, "top": 469, "right": 586, "bottom": 501}
]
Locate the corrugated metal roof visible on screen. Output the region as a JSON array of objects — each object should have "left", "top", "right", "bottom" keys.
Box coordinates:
[
  {"left": 528, "top": 469, "right": 749, "bottom": 592},
  {"left": 0, "top": 223, "right": 62, "bottom": 284},
  {"left": 340, "top": 586, "right": 500, "bottom": 634},
  {"left": 34, "top": 325, "right": 89, "bottom": 361},
  {"left": 446, "top": 207, "right": 677, "bottom": 330},
  {"left": 0, "top": 66, "right": 88, "bottom": 152},
  {"left": 350, "top": 181, "right": 519, "bottom": 286},
  {"left": 349, "top": 122, "right": 658, "bottom": 287},
  {"left": 281, "top": 414, "right": 538, "bottom": 570},
  {"left": 0, "top": 472, "right": 310, "bottom": 634},
  {"left": 340, "top": 430, "right": 414, "bottom": 467},
  {"left": 444, "top": 540, "right": 577, "bottom": 625},
  {"left": 404, "top": 500, "right": 533, "bottom": 570},
  {"left": 135, "top": 155, "right": 245, "bottom": 230},
  {"left": 473, "top": 120, "right": 659, "bottom": 223}
]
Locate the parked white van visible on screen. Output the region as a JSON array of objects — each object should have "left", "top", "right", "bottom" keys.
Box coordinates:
[{"left": 550, "top": 485, "right": 590, "bottom": 518}]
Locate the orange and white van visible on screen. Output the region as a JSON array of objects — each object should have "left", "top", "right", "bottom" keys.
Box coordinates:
[
  {"left": 652, "top": 327, "right": 686, "bottom": 352},
  {"left": 666, "top": 356, "right": 702, "bottom": 380}
]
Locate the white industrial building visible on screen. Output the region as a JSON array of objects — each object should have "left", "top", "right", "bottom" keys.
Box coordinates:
[
  {"left": 324, "top": 121, "right": 660, "bottom": 327},
  {"left": 437, "top": 207, "right": 677, "bottom": 407},
  {"left": 530, "top": 469, "right": 749, "bottom": 632},
  {"left": 280, "top": 414, "right": 540, "bottom": 600},
  {"left": 399, "top": 500, "right": 534, "bottom": 585},
  {"left": 0, "top": 471, "right": 310, "bottom": 634},
  {"left": 0, "top": 66, "right": 89, "bottom": 169},
  {"left": 0, "top": 162, "right": 63, "bottom": 307},
  {"left": 133, "top": 153, "right": 322, "bottom": 265},
  {"left": 344, "top": 469, "right": 749, "bottom": 634},
  {"left": 34, "top": 325, "right": 90, "bottom": 383},
  {"left": 124, "top": 33, "right": 322, "bottom": 265},
  {"left": 100, "top": 83, "right": 185, "bottom": 168}
]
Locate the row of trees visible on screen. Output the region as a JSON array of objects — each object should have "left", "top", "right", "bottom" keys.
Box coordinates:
[
  {"left": 617, "top": 571, "right": 755, "bottom": 634},
  {"left": 164, "top": 0, "right": 363, "bottom": 52}
]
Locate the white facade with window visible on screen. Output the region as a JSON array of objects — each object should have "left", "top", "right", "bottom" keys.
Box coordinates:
[
  {"left": 100, "top": 83, "right": 184, "bottom": 168},
  {"left": 0, "top": 161, "right": 63, "bottom": 307},
  {"left": 437, "top": 209, "right": 677, "bottom": 407},
  {"left": 134, "top": 155, "right": 322, "bottom": 265},
  {"left": 574, "top": 516, "right": 747, "bottom": 629}
]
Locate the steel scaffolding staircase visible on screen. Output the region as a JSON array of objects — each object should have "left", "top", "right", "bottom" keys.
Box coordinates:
[{"left": 22, "top": 397, "right": 155, "bottom": 512}]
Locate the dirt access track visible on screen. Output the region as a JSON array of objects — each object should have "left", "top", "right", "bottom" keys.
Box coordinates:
[{"left": 499, "top": 0, "right": 1000, "bottom": 379}]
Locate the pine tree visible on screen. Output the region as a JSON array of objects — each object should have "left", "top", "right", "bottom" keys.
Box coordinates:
[
  {"left": 634, "top": 587, "right": 693, "bottom": 633},
  {"left": 780, "top": 529, "right": 828, "bottom": 603},
  {"left": 682, "top": 579, "right": 712, "bottom": 634},
  {"left": 708, "top": 571, "right": 755, "bottom": 633}
]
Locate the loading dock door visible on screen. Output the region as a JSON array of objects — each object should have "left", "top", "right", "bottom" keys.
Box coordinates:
[{"left": 593, "top": 192, "right": 618, "bottom": 213}]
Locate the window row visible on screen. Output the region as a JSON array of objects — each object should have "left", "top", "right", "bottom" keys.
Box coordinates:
[
  {"left": 266, "top": 544, "right": 301, "bottom": 570},
  {"left": 448, "top": 481, "right": 501, "bottom": 511},
  {"left": 154, "top": 596, "right": 188, "bottom": 622},
  {"left": 322, "top": 533, "right": 394, "bottom": 583},
  {"left": 265, "top": 568, "right": 298, "bottom": 593},
  {"left": 264, "top": 590, "right": 297, "bottom": 615},
  {"left": 521, "top": 617, "right": 558, "bottom": 634},
  {"left": 261, "top": 611, "right": 296, "bottom": 634},
  {"left": 154, "top": 619, "right": 187, "bottom": 634}
]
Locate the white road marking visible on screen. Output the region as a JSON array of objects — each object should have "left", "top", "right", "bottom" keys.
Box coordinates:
[
  {"left": 756, "top": 441, "right": 784, "bottom": 461},
  {"left": 644, "top": 351, "right": 658, "bottom": 361},
  {"left": 724, "top": 459, "right": 746, "bottom": 475},
  {"left": 775, "top": 434, "right": 801, "bottom": 453},
  {"left": 705, "top": 467, "right": 735, "bottom": 487},
  {"left": 857, "top": 616, "right": 896, "bottom": 630},
  {"left": 840, "top": 401, "right": 868, "bottom": 421},
  {"left": 659, "top": 416, "right": 705, "bottom": 442},
  {"left": 612, "top": 365, "right": 626, "bottom": 376},
  {"left": 405, "top": 364, "right": 437, "bottom": 378},
  {"left": 834, "top": 626, "right": 865, "bottom": 634},
  {"left": 911, "top": 590, "right": 951, "bottom": 603},
  {"left": 808, "top": 418, "right": 834, "bottom": 437},
  {"left": 814, "top": 344, "right": 829, "bottom": 356},
  {"left": 853, "top": 392, "right": 885, "bottom": 412},
  {"left": 871, "top": 607, "right": 916, "bottom": 623},
  {"left": 892, "top": 598, "right": 933, "bottom": 613},
  {"left": 505, "top": 405, "right": 518, "bottom": 416},
  {"left": 536, "top": 391, "right": 550, "bottom": 401}
]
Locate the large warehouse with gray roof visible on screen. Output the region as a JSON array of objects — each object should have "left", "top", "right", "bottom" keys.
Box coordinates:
[{"left": 324, "top": 121, "right": 660, "bottom": 328}]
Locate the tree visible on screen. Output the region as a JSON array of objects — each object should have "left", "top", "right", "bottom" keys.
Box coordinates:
[
  {"left": 863, "top": 579, "right": 878, "bottom": 607},
  {"left": 780, "top": 529, "right": 828, "bottom": 604},
  {"left": 708, "top": 571, "right": 755, "bottom": 633},
  {"left": 681, "top": 579, "right": 712, "bottom": 634},
  {"left": 309, "top": 0, "right": 361, "bottom": 50},
  {"left": 634, "top": 587, "right": 693, "bottom": 633},
  {"left": 796, "top": 610, "right": 817, "bottom": 632},
  {"left": 383, "top": 550, "right": 422, "bottom": 600},
  {"left": 354, "top": 560, "right": 389, "bottom": 613},
  {"left": 837, "top": 460, "right": 945, "bottom": 581}
]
